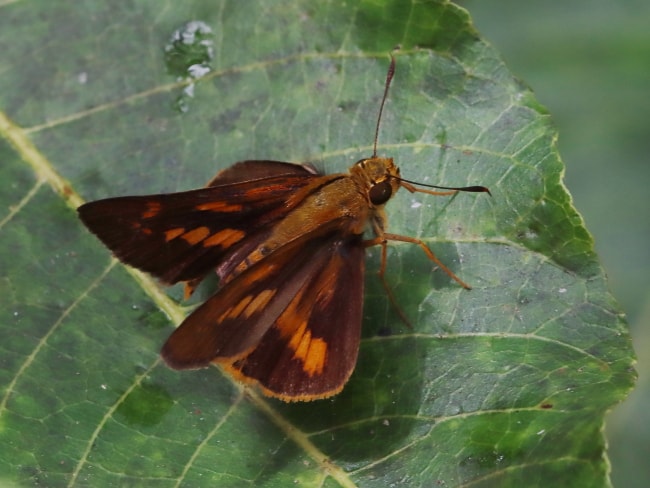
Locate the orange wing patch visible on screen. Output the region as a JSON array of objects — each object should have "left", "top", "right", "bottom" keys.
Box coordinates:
[
  {"left": 290, "top": 323, "right": 328, "bottom": 377},
  {"left": 141, "top": 201, "right": 161, "bottom": 219},
  {"left": 165, "top": 227, "right": 185, "bottom": 241},
  {"left": 219, "top": 289, "right": 277, "bottom": 322},
  {"left": 196, "top": 201, "right": 243, "bottom": 212},
  {"left": 181, "top": 226, "right": 210, "bottom": 245},
  {"left": 203, "top": 228, "right": 245, "bottom": 248},
  {"left": 244, "top": 290, "right": 276, "bottom": 318},
  {"left": 274, "top": 288, "right": 328, "bottom": 377}
]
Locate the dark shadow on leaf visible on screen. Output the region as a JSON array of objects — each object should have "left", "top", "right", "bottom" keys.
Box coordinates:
[{"left": 116, "top": 381, "right": 174, "bottom": 427}]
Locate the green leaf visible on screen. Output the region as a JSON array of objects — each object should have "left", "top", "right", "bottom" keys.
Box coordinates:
[{"left": 0, "top": 1, "right": 635, "bottom": 487}]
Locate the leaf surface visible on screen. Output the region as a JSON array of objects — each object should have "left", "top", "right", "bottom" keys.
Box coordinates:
[{"left": 0, "top": 1, "right": 635, "bottom": 486}]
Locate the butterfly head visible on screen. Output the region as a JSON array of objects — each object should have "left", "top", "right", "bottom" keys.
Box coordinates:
[{"left": 350, "top": 156, "right": 402, "bottom": 206}]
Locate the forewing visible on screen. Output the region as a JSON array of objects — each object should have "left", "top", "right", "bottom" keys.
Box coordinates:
[
  {"left": 77, "top": 161, "right": 321, "bottom": 284},
  {"left": 206, "top": 160, "right": 318, "bottom": 186},
  {"left": 162, "top": 233, "right": 366, "bottom": 401}
]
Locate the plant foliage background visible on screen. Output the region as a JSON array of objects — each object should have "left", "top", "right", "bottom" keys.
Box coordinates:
[
  {"left": 463, "top": 1, "right": 650, "bottom": 487},
  {"left": 0, "top": 1, "right": 638, "bottom": 487}
]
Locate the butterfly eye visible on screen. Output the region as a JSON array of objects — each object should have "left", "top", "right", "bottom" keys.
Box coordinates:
[{"left": 368, "top": 180, "right": 393, "bottom": 205}]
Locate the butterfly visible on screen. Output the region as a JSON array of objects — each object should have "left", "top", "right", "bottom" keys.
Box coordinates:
[{"left": 77, "top": 56, "right": 489, "bottom": 401}]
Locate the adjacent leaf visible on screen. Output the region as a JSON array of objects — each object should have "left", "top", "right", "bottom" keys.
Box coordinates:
[{"left": 0, "top": 0, "right": 635, "bottom": 487}]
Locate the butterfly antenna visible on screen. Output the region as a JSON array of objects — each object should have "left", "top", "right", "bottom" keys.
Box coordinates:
[
  {"left": 373, "top": 55, "right": 396, "bottom": 158},
  {"left": 397, "top": 177, "right": 491, "bottom": 195}
]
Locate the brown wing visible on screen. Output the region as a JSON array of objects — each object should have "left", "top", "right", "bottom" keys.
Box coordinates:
[
  {"left": 205, "top": 160, "right": 319, "bottom": 185},
  {"left": 77, "top": 161, "right": 329, "bottom": 285},
  {"left": 161, "top": 231, "right": 365, "bottom": 401}
]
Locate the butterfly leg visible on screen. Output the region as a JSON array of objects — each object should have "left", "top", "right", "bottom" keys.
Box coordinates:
[
  {"left": 363, "top": 222, "right": 473, "bottom": 326},
  {"left": 365, "top": 236, "right": 414, "bottom": 328},
  {"left": 382, "top": 233, "right": 472, "bottom": 289}
]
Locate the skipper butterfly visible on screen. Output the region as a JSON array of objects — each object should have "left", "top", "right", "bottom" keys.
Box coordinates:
[{"left": 78, "top": 56, "right": 489, "bottom": 401}]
